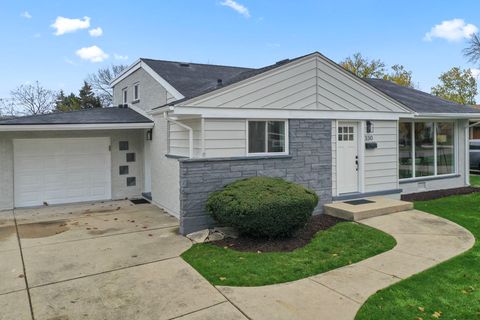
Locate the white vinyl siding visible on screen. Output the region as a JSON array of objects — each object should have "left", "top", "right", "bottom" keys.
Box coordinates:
[
  {"left": 364, "top": 121, "right": 398, "bottom": 192},
  {"left": 185, "top": 55, "right": 409, "bottom": 114},
  {"left": 332, "top": 120, "right": 399, "bottom": 196},
  {"left": 168, "top": 119, "right": 202, "bottom": 157},
  {"left": 167, "top": 118, "right": 247, "bottom": 158}
]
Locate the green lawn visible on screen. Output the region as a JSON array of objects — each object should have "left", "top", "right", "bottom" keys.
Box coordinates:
[
  {"left": 471, "top": 174, "right": 480, "bottom": 187},
  {"left": 356, "top": 193, "right": 480, "bottom": 320},
  {"left": 181, "top": 222, "right": 395, "bottom": 287}
]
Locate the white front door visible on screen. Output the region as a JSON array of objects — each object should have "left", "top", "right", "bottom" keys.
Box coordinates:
[
  {"left": 337, "top": 122, "right": 359, "bottom": 194},
  {"left": 14, "top": 137, "right": 112, "bottom": 207}
]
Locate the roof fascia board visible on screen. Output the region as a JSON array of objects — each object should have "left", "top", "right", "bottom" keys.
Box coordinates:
[
  {"left": 168, "top": 106, "right": 413, "bottom": 120},
  {"left": 110, "top": 60, "right": 185, "bottom": 100},
  {"left": 0, "top": 123, "right": 154, "bottom": 132},
  {"left": 174, "top": 54, "right": 319, "bottom": 107},
  {"left": 414, "top": 113, "right": 480, "bottom": 119},
  {"left": 110, "top": 59, "right": 142, "bottom": 86}
]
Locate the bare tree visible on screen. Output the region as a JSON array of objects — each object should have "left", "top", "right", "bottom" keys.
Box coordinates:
[
  {"left": 10, "top": 81, "right": 56, "bottom": 115},
  {"left": 464, "top": 33, "right": 480, "bottom": 63},
  {"left": 0, "top": 98, "right": 19, "bottom": 118},
  {"left": 86, "top": 64, "right": 128, "bottom": 107}
]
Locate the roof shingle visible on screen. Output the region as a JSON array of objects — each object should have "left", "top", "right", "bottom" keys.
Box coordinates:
[{"left": 0, "top": 107, "right": 152, "bottom": 125}]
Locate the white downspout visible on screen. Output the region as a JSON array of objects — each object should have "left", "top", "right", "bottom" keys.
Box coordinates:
[
  {"left": 465, "top": 124, "right": 470, "bottom": 186},
  {"left": 201, "top": 118, "right": 206, "bottom": 158},
  {"left": 164, "top": 113, "right": 193, "bottom": 158}
]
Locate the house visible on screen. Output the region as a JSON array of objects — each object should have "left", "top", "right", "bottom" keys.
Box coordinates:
[{"left": 1, "top": 51, "right": 479, "bottom": 235}]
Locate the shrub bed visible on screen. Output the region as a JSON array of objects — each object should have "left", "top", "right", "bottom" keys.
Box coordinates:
[{"left": 206, "top": 177, "right": 319, "bottom": 238}]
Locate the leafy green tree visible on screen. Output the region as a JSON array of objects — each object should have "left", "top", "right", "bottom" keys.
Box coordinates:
[
  {"left": 431, "top": 67, "right": 477, "bottom": 105},
  {"left": 340, "top": 53, "right": 414, "bottom": 87},
  {"left": 340, "top": 52, "right": 386, "bottom": 78},
  {"left": 79, "top": 81, "right": 102, "bottom": 109},
  {"left": 55, "top": 90, "right": 81, "bottom": 112},
  {"left": 383, "top": 64, "right": 414, "bottom": 88}
]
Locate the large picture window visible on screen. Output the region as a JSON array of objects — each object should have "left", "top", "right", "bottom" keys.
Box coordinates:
[
  {"left": 248, "top": 120, "right": 287, "bottom": 154},
  {"left": 399, "top": 121, "right": 456, "bottom": 180}
]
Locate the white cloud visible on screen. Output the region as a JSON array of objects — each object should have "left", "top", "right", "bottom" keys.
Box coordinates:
[
  {"left": 424, "top": 18, "right": 478, "bottom": 42},
  {"left": 471, "top": 68, "right": 480, "bottom": 79},
  {"left": 114, "top": 53, "right": 129, "bottom": 61},
  {"left": 20, "top": 11, "right": 32, "bottom": 19},
  {"left": 75, "top": 45, "right": 109, "bottom": 62},
  {"left": 220, "top": 0, "right": 250, "bottom": 18},
  {"left": 89, "top": 27, "right": 103, "bottom": 37},
  {"left": 64, "top": 58, "right": 76, "bottom": 65},
  {"left": 51, "top": 16, "right": 90, "bottom": 35}
]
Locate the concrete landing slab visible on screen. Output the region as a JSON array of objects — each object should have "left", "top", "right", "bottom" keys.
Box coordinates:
[
  {"left": 30, "top": 258, "right": 226, "bottom": 320},
  {"left": 0, "top": 249, "right": 26, "bottom": 295},
  {"left": 218, "top": 279, "right": 360, "bottom": 320},
  {"left": 24, "top": 227, "right": 191, "bottom": 287},
  {"left": 0, "top": 290, "right": 32, "bottom": 320},
  {"left": 175, "top": 302, "right": 248, "bottom": 320},
  {"left": 325, "top": 197, "right": 413, "bottom": 221}
]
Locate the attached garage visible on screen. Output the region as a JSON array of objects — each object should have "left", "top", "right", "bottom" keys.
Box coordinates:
[
  {"left": 0, "top": 107, "right": 154, "bottom": 210},
  {"left": 13, "top": 137, "right": 112, "bottom": 207}
]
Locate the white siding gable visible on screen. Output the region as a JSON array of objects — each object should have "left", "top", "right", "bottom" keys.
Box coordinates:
[{"left": 180, "top": 53, "right": 410, "bottom": 115}]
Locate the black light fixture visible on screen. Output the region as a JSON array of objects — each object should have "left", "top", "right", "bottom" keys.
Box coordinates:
[
  {"left": 366, "top": 120, "right": 374, "bottom": 133},
  {"left": 146, "top": 129, "right": 153, "bottom": 141}
]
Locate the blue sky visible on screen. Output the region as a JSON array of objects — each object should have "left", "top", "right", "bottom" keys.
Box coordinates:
[{"left": 1, "top": 0, "right": 480, "bottom": 99}]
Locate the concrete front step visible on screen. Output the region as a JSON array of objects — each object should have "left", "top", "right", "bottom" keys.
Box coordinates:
[{"left": 324, "top": 196, "right": 413, "bottom": 221}]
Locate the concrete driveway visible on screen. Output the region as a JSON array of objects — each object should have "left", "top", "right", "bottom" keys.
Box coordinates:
[{"left": 0, "top": 200, "right": 246, "bottom": 320}]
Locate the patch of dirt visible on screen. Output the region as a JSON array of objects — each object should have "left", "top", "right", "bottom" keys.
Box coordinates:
[
  {"left": 17, "top": 219, "right": 70, "bottom": 239},
  {"left": 0, "top": 225, "right": 16, "bottom": 241},
  {"left": 211, "top": 214, "right": 345, "bottom": 253},
  {"left": 401, "top": 186, "right": 480, "bottom": 202}
]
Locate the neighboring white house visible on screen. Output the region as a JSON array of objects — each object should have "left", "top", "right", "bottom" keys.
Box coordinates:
[{"left": 1, "top": 52, "right": 479, "bottom": 234}]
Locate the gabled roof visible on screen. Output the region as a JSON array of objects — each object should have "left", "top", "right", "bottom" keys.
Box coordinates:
[
  {"left": 140, "top": 58, "right": 253, "bottom": 100},
  {"left": 0, "top": 107, "right": 153, "bottom": 125},
  {"left": 364, "top": 78, "right": 480, "bottom": 114}
]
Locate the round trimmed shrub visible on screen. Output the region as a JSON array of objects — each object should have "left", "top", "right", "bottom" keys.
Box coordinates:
[{"left": 206, "top": 177, "right": 319, "bottom": 238}]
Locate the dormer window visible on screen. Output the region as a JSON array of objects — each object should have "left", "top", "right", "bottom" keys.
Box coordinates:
[
  {"left": 134, "top": 83, "right": 139, "bottom": 101},
  {"left": 122, "top": 88, "right": 128, "bottom": 104}
]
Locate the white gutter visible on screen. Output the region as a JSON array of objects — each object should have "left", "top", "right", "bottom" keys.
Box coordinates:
[
  {"left": 465, "top": 124, "right": 470, "bottom": 186},
  {"left": 415, "top": 113, "right": 480, "bottom": 119},
  {"left": 0, "top": 122, "right": 154, "bottom": 132},
  {"left": 163, "top": 112, "right": 193, "bottom": 158}
]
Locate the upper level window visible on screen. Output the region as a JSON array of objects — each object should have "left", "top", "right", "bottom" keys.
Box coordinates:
[
  {"left": 122, "top": 88, "right": 128, "bottom": 104},
  {"left": 248, "top": 120, "right": 287, "bottom": 155},
  {"left": 399, "top": 121, "right": 455, "bottom": 180},
  {"left": 134, "top": 83, "right": 139, "bottom": 101}
]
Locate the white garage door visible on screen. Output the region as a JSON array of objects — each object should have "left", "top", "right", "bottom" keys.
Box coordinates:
[{"left": 14, "top": 137, "right": 112, "bottom": 207}]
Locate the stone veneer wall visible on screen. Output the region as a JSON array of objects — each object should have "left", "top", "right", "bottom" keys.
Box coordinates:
[{"left": 178, "top": 119, "right": 332, "bottom": 235}]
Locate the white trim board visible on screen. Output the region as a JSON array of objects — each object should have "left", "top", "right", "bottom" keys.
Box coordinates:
[
  {"left": 161, "top": 106, "right": 413, "bottom": 120},
  {"left": 0, "top": 123, "right": 154, "bottom": 131}
]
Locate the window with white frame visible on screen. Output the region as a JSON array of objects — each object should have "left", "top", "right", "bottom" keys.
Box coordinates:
[
  {"left": 399, "top": 121, "right": 455, "bottom": 180},
  {"left": 134, "top": 83, "right": 139, "bottom": 101},
  {"left": 248, "top": 120, "right": 287, "bottom": 154},
  {"left": 122, "top": 88, "right": 128, "bottom": 104}
]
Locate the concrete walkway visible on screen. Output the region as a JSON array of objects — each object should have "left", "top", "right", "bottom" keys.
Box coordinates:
[{"left": 218, "top": 210, "right": 475, "bottom": 320}]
